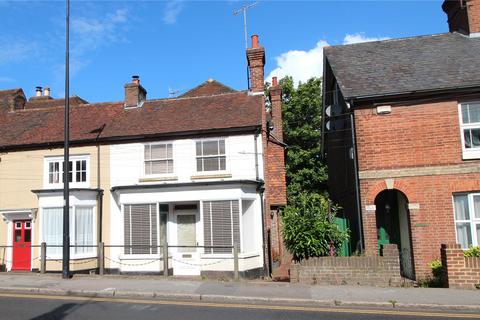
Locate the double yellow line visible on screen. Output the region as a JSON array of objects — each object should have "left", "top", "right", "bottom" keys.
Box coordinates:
[{"left": 0, "top": 292, "right": 478, "bottom": 318}]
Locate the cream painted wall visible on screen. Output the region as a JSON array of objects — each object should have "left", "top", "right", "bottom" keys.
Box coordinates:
[{"left": 0, "top": 145, "right": 110, "bottom": 271}]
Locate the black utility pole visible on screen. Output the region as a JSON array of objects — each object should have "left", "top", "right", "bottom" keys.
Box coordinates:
[{"left": 62, "top": 0, "right": 71, "bottom": 279}]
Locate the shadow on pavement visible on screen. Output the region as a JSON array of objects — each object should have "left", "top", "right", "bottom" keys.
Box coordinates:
[{"left": 29, "top": 302, "right": 80, "bottom": 320}]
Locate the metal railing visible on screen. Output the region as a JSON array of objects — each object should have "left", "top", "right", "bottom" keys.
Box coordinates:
[{"left": 0, "top": 242, "right": 240, "bottom": 281}]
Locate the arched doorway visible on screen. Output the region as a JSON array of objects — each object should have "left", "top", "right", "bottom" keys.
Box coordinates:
[{"left": 375, "top": 189, "right": 415, "bottom": 279}]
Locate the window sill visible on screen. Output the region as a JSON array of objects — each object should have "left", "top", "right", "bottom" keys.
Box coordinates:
[
  {"left": 139, "top": 176, "right": 178, "bottom": 183},
  {"left": 462, "top": 151, "right": 480, "bottom": 160},
  {"left": 190, "top": 173, "right": 232, "bottom": 180}
]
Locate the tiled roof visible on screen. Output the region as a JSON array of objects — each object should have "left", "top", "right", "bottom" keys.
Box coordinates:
[
  {"left": 25, "top": 96, "right": 88, "bottom": 110},
  {"left": 180, "top": 79, "right": 236, "bottom": 98},
  {"left": 324, "top": 32, "right": 480, "bottom": 99},
  {"left": 0, "top": 91, "right": 262, "bottom": 150}
]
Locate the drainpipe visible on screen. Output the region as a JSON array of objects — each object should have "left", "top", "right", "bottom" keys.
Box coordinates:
[
  {"left": 254, "top": 129, "right": 260, "bottom": 181},
  {"left": 258, "top": 185, "right": 269, "bottom": 277},
  {"left": 349, "top": 100, "right": 364, "bottom": 253}
]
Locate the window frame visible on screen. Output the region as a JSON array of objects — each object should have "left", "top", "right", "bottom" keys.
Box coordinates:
[
  {"left": 40, "top": 205, "right": 97, "bottom": 260},
  {"left": 458, "top": 102, "right": 480, "bottom": 160},
  {"left": 195, "top": 138, "right": 228, "bottom": 173},
  {"left": 453, "top": 193, "right": 480, "bottom": 249},
  {"left": 143, "top": 142, "right": 175, "bottom": 177},
  {"left": 44, "top": 155, "right": 90, "bottom": 188}
]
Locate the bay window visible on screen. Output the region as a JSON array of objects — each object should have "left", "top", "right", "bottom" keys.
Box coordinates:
[{"left": 42, "top": 206, "right": 95, "bottom": 258}]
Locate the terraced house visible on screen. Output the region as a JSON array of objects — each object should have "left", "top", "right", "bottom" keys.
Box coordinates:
[
  {"left": 323, "top": 0, "right": 480, "bottom": 282},
  {"left": 0, "top": 35, "right": 287, "bottom": 278}
]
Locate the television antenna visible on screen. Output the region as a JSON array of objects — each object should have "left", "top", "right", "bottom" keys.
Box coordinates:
[
  {"left": 233, "top": 2, "right": 258, "bottom": 50},
  {"left": 168, "top": 87, "right": 182, "bottom": 98}
]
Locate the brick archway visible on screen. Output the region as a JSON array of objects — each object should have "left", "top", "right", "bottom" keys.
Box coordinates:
[{"left": 366, "top": 180, "right": 417, "bottom": 205}]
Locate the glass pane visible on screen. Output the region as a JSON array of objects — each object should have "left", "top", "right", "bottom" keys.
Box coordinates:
[
  {"left": 219, "top": 140, "right": 225, "bottom": 154},
  {"left": 145, "top": 162, "right": 151, "bottom": 175},
  {"left": 474, "top": 195, "right": 480, "bottom": 219},
  {"left": 464, "top": 129, "right": 472, "bottom": 148},
  {"left": 81, "top": 172, "right": 86, "bottom": 182},
  {"left": 454, "top": 195, "right": 469, "bottom": 220},
  {"left": 471, "top": 129, "right": 480, "bottom": 148},
  {"left": 82, "top": 160, "right": 86, "bottom": 171},
  {"left": 477, "top": 224, "right": 480, "bottom": 246},
  {"left": 468, "top": 103, "right": 480, "bottom": 123},
  {"left": 76, "top": 161, "right": 81, "bottom": 171},
  {"left": 456, "top": 223, "right": 472, "bottom": 248},
  {"left": 160, "top": 213, "right": 167, "bottom": 246},
  {"left": 203, "top": 157, "right": 219, "bottom": 171},
  {"left": 166, "top": 144, "right": 173, "bottom": 158},
  {"left": 144, "top": 145, "right": 150, "bottom": 160},
  {"left": 167, "top": 160, "right": 173, "bottom": 173},
  {"left": 76, "top": 171, "right": 81, "bottom": 182},
  {"left": 151, "top": 144, "right": 166, "bottom": 159},
  {"left": 196, "top": 141, "right": 202, "bottom": 156},
  {"left": 196, "top": 158, "right": 203, "bottom": 171},
  {"left": 462, "top": 105, "right": 469, "bottom": 123},
  {"left": 43, "top": 208, "right": 64, "bottom": 256},
  {"left": 219, "top": 156, "right": 226, "bottom": 170},
  {"left": 151, "top": 160, "right": 168, "bottom": 174},
  {"left": 15, "top": 230, "right": 21, "bottom": 242},
  {"left": 203, "top": 141, "right": 219, "bottom": 156},
  {"left": 75, "top": 207, "right": 93, "bottom": 254},
  {"left": 24, "top": 229, "right": 31, "bottom": 242}
]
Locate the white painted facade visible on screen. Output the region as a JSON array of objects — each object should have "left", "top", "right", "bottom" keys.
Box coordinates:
[{"left": 109, "top": 133, "right": 265, "bottom": 275}]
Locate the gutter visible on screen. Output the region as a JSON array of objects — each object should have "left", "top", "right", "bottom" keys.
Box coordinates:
[{"left": 0, "top": 125, "right": 261, "bottom": 152}]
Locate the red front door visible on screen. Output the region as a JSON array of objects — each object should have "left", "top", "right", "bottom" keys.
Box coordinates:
[{"left": 12, "top": 220, "right": 32, "bottom": 271}]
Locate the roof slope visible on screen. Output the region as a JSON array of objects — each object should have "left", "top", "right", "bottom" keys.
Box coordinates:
[
  {"left": 0, "top": 91, "right": 262, "bottom": 150},
  {"left": 180, "top": 79, "right": 236, "bottom": 98},
  {"left": 324, "top": 32, "right": 480, "bottom": 99},
  {"left": 25, "top": 96, "right": 88, "bottom": 110}
]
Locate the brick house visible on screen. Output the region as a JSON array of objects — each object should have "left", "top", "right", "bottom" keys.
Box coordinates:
[
  {"left": 322, "top": 0, "right": 480, "bottom": 280},
  {"left": 0, "top": 35, "right": 287, "bottom": 277}
]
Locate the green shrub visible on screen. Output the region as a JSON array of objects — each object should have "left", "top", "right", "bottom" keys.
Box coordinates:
[
  {"left": 464, "top": 246, "right": 480, "bottom": 258},
  {"left": 419, "top": 259, "right": 445, "bottom": 287},
  {"left": 282, "top": 192, "right": 349, "bottom": 261}
]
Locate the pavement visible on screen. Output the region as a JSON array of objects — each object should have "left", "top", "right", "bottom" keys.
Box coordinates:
[{"left": 0, "top": 273, "right": 479, "bottom": 312}]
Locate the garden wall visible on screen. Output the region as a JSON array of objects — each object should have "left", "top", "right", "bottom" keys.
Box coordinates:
[
  {"left": 441, "top": 243, "right": 480, "bottom": 289},
  {"left": 290, "top": 244, "right": 402, "bottom": 287}
]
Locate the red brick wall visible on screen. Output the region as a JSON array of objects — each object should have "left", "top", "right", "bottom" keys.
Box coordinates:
[
  {"left": 468, "top": 0, "right": 480, "bottom": 33},
  {"left": 354, "top": 100, "right": 465, "bottom": 171},
  {"left": 441, "top": 243, "right": 480, "bottom": 289},
  {"left": 355, "top": 98, "right": 480, "bottom": 278}
]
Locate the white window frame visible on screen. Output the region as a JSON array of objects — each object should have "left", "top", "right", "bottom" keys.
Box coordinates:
[
  {"left": 453, "top": 193, "right": 480, "bottom": 249},
  {"left": 458, "top": 102, "right": 480, "bottom": 160},
  {"left": 40, "top": 205, "right": 97, "bottom": 260},
  {"left": 195, "top": 138, "right": 228, "bottom": 173},
  {"left": 44, "top": 155, "right": 90, "bottom": 188},
  {"left": 143, "top": 142, "right": 175, "bottom": 177}
]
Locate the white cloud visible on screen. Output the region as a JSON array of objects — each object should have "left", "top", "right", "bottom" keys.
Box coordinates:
[
  {"left": 266, "top": 40, "right": 328, "bottom": 86},
  {"left": 163, "top": 1, "right": 184, "bottom": 25},
  {"left": 267, "top": 33, "right": 389, "bottom": 86},
  {"left": 343, "top": 33, "right": 389, "bottom": 45}
]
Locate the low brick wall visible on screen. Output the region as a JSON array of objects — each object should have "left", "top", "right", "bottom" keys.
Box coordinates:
[
  {"left": 441, "top": 243, "right": 480, "bottom": 289},
  {"left": 290, "top": 244, "right": 402, "bottom": 286}
]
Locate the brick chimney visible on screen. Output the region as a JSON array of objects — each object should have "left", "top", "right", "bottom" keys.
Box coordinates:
[
  {"left": 124, "top": 75, "right": 147, "bottom": 108},
  {"left": 269, "top": 76, "right": 283, "bottom": 140},
  {"left": 246, "top": 35, "right": 265, "bottom": 94},
  {"left": 443, "top": 0, "right": 480, "bottom": 35}
]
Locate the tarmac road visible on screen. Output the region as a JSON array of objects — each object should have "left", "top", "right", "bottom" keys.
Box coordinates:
[{"left": 0, "top": 293, "right": 479, "bottom": 320}]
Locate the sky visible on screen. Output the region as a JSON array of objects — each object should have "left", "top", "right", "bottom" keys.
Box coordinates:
[{"left": 0, "top": 0, "right": 447, "bottom": 103}]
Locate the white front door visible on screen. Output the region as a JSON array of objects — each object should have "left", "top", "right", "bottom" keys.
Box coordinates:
[{"left": 172, "top": 209, "right": 200, "bottom": 276}]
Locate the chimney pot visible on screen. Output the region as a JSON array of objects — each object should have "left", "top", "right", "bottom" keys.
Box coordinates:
[
  {"left": 251, "top": 35, "right": 259, "bottom": 48},
  {"left": 44, "top": 87, "right": 51, "bottom": 97},
  {"left": 132, "top": 75, "right": 140, "bottom": 85},
  {"left": 35, "top": 86, "right": 43, "bottom": 97},
  {"left": 272, "top": 76, "right": 278, "bottom": 86}
]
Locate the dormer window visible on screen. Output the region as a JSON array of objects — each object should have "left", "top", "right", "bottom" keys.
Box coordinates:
[{"left": 459, "top": 102, "right": 480, "bottom": 159}]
